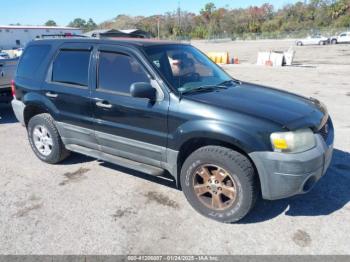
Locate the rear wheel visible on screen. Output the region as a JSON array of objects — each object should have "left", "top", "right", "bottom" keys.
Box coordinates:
[
  {"left": 296, "top": 41, "right": 303, "bottom": 46},
  {"left": 180, "top": 146, "right": 258, "bottom": 223},
  {"left": 27, "top": 113, "right": 70, "bottom": 164},
  {"left": 331, "top": 39, "right": 337, "bottom": 44}
]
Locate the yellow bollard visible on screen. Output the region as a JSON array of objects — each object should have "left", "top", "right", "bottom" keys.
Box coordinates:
[{"left": 206, "top": 52, "right": 230, "bottom": 64}]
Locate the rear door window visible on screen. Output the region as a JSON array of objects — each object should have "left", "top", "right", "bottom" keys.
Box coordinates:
[
  {"left": 17, "top": 45, "right": 51, "bottom": 79},
  {"left": 97, "top": 51, "right": 150, "bottom": 94},
  {"left": 52, "top": 50, "right": 91, "bottom": 87}
]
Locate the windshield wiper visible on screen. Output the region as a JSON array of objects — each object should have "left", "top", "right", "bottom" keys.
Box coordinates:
[
  {"left": 218, "top": 79, "right": 241, "bottom": 86},
  {"left": 180, "top": 80, "right": 240, "bottom": 97},
  {"left": 181, "top": 85, "right": 228, "bottom": 95}
]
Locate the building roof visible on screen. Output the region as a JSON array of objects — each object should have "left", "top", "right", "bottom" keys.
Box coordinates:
[
  {"left": 84, "top": 28, "right": 151, "bottom": 38},
  {"left": 83, "top": 29, "right": 119, "bottom": 36},
  {"left": 0, "top": 25, "right": 80, "bottom": 30},
  {"left": 119, "top": 29, "right": 140, "bottom": 34}
]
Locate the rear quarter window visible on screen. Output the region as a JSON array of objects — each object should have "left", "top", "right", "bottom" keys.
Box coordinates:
[{"left": 17, "top": 45, "right": 51, "bottom": 79}]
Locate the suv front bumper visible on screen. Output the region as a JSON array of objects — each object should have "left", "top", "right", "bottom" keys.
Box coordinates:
[{"left": 249, "top": 133, "right": 333, "bottom": 200}]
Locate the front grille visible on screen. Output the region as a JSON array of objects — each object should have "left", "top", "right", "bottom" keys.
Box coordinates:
[{"left": 318, "top": 119, "right": 329, "bottom": 142}]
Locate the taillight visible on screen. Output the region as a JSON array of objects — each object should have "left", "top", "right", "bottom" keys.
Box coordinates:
[{"left": 11, "top": 80, "right": 16, "bottom": 97}]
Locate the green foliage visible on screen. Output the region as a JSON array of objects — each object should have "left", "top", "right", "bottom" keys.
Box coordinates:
[
  {"left": 86, "top": 18, "right": 97, "bottom": 32},
  {"left": 99, "top": 0, "right": 350, "bottom": 39},
  {"left": 67, "top": 18, "right": 98, "bottom": 32},
  {"left": 44, "top": 20, "right": 57, "bottom": 26},
  {"left": 191, "top": 25, "right": 209, "bottom": 39},
  {"left": 334, "top": 14, "right": 350, "bottom": 27}
]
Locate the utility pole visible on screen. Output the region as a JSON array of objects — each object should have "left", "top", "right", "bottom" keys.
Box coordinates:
[
  {"left": 157, "top": 17, "right": 160, "bottom": 40},
  {"left": 177, "top": 0, "right": 181, "bottom": 40}
]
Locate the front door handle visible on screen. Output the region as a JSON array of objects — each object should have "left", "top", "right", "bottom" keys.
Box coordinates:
[
  {"left": 96, "top": 101, "right": 112, "bottom": 109},
  {"left": 46, "top": 92, "right": 58, "bottom": 98}
]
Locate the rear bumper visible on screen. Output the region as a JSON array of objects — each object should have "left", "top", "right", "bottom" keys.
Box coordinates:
[
  {"left": 11, "top": 98, "right": 25, "bottom": 126},
  {"left": 249, "top": 133, "right": 334, "bottom": 200}
]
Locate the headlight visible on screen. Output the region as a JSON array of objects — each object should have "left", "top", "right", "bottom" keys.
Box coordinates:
[{"left": 270, "top": 128, "right": 316, "bottom": 153}]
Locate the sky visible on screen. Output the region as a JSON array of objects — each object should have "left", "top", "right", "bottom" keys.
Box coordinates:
[{"left": 1, "top": 0, "right": 297, "bottom": 26}]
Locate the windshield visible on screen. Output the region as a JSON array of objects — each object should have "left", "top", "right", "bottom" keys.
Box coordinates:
[{"left": 144, "top": 44, "right": 232, "bottom": 93}]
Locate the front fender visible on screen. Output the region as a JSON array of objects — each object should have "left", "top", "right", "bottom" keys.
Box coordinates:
[{"left": 168, "top": 119, "right": 269, "bottom": 153}]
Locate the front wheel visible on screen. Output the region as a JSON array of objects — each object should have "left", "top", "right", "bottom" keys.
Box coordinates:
[
  {"left": 331, "top": 39, "right": 337, "bottom": 44},
  {"left": 180, "top": 146, "right": 258, "bottom": 223}
]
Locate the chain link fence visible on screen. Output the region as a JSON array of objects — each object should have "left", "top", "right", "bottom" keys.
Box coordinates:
[{"left": 188, "top": 27, "right": 350, "bottom": 41}]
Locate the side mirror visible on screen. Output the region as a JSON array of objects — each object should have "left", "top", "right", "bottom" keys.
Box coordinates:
[{"left": 130, "top": 82, "right": 156, "bottom": 100}]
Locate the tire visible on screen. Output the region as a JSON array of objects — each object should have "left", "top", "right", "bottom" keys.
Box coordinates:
[
  {"left": 27, "top": 113, "right": 70, "bottom": 164},
  {"left": 319, "top": 41, "right": 326, "bottom": 45},
  {"left": 331, "top": 39, "right": 337, "bottom": 44},
  {"left": 180, "top": 146, "right": 258, "bottom": 223},
  {"left": 296, "top": 41, "right": 303, "bottom": 46}
]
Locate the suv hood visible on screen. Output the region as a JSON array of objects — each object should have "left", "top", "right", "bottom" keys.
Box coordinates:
[{"left": 184, "top": 82, "right": 327, "bottom": 130}]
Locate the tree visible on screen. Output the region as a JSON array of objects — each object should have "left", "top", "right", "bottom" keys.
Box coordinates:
[
  {"left": 86, "top": 18, "right": 98, "bottom": 31},
  {"left": 112, "top": 15, "right": 138, "bottom": 29},
  {"left": 44, "top": 20, "right": 57, "bottom": 26},
  {"left": 67, "top": 18, "right": 97, "bottom": 32},
  {"left": 68, "top": 18, "right": 87, "bottom": 29},
  {"left": 96, "top": 0, "right": 350, "bottom": 39},
  {"left": 200, "top": 2, "right": 217, "bottom": 21}
]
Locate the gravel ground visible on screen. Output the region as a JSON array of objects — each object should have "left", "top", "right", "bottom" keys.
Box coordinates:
[{"left": 0, "top": 40, "right": 349, "bottom": 255}]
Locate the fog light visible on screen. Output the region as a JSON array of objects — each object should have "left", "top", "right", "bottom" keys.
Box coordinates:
[{"left": 303, "top": 176, "right": 317, "bottom": 192}]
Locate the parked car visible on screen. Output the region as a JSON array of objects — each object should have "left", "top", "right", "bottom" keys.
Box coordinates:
[
  {"left": 296, "top": 35, "right": 329, "bottom": 46},
  {"left": 0, "top": 58, "right": 18, "bottom": 103},
  {"left": 0, "top": 52, "right": 10, "bottom": 59},
  {"left": 13, "top": 48, "right": 24, "bottom": 57},
  {"left": 330, "top": 32, "right": 350, "bottom": 44},
  {"left": 11, "top": 38, "right": 334, "bottom": 223}
]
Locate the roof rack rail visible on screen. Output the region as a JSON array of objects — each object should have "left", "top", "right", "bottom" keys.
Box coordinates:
[{"left": 36, "top": 34, "right": 87, "bottom": 39}]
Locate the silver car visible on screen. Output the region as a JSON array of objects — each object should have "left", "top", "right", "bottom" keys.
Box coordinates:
[{"left": 296, "top": 35, "right": 329, "bottom": 46}]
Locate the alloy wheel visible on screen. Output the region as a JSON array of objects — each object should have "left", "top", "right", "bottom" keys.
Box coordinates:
[
  {"left": 192, "top": 164, "right": 238, "bottom": 211},
  {"left": 32, "top": 125, "right": 53, "bottom": 156}
]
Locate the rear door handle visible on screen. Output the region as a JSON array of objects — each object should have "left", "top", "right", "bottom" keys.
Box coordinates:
[
  {"left": 46, "top": 92, "right": 58, "bottom": 98},
  {"left": 96, "top": 101, "right": 112, "bottom": 109}
]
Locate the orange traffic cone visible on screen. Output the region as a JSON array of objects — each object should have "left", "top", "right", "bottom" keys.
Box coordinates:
[{"left": 265, "top": 60, "right": 273, "bottom": 67}]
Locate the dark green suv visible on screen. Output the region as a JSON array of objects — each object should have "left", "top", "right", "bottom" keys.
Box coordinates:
[{"left": 12, "top": 38, "right": 334, "bottom": 222}]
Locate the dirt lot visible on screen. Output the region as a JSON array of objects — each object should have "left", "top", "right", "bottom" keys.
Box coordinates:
[{"left": 0, "top": 40, "right": 349, "bottom": 255}]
